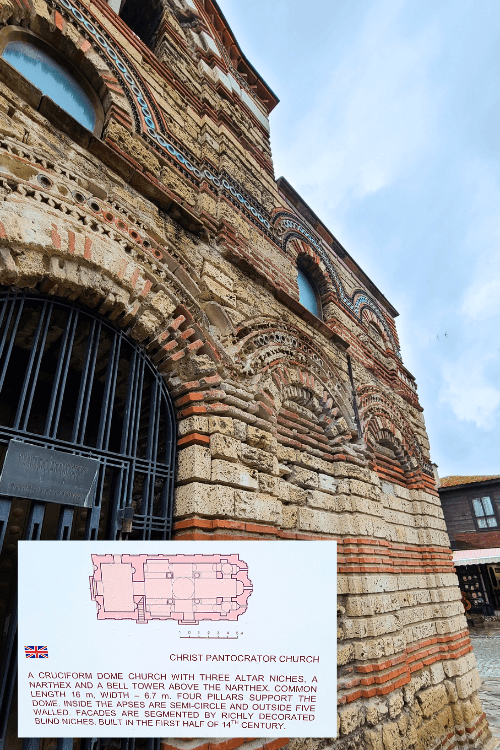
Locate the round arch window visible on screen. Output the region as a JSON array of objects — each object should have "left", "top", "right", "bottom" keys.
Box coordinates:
[
  {"left": 297, "top": 267, "right": 322, "bottom": 319},
  {"left": 3, "top": 40, "right": 95, "bottom": 130},
  {"left": 0, "top": 31, "right": 101, "bottom": 133}
]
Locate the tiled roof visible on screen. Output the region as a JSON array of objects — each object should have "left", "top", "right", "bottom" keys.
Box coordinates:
[{"left": 440, "top": 475, "right": 500, "bottom": 488}]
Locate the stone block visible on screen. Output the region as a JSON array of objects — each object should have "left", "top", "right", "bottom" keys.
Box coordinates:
[
  {"left": 307, "top": 489, "right": 336, "bottom": 511},
  {"left": 174, "top": 482, "right": 234, "bottom": 517},
  {"left": 393, "top": 484, "right": 411, "bottom": 500},
  {"left": 364, "top": 728, "right": 383, "bottom": 750},
  {"left": 327, "top": 462, "right": 373, "bottom": 482},
  {"left": 417, "top": 684, "right": 447, "bottom": 718},
  {"left": 288, "top": 465, "right": 318, "bottom": 489},
  {"left": 247, "top": 425, "right": 277, "bottom": 452},
  {"left": 233, "top": 420, "right": 247, "bottom": 441},
  {"left": 150, "top": 289, "right": 176, "bottom": 319},
  {"left": 282, "top": 504, "right": 297, "bottom": 529},
  {"left": 444, "top": 680, "right": 458, "bottom": 704},
  {"left": 202, "top": 260, "right": 233, "bottom": 290},
  {"left": 289, "top": 485, "right": 307, "bottom": 504},
  {"left": 365, "top": 699, "right": 389, "bottom": 727},
  {"left": 210, "top": 432, "right": 240, "bottom": 462},
  {"left": 178, "top": 415, "right": 210, "bottom": 435},
  {"left": 388, "top": 691, "right": 404, "bottom": 719},
  {"left": 276, "top": 445, "right": 297, "bottom": 462},
  {"left": 382, "top": 721, "right": 402, "bottom": 750},
  {"left": 317, "top": 473, "right": 338, "bottom": 494},
  {"left": 176, "top": 444, "right": 211, "bottom": 483},
  {"left": 240, "top": 443, "right": 275, "bottom": 472},
  {"left": 297, "top": 507, "right": 347, "bottom": 535},
  {"left": 349, "top": 478, "right": 380, "bottom": 500},
  {"left": 337, "top": 643, "right": 354, "bottom": 666},
  {"left": 202, "top": 276, "right": 236, "bottom": 307},
  {"left": 234, "top": 490, "right": 282, "bottom": 525},
  {"left": 208, "top": 416, "right": 234, "bottom": 435},
  {"left": 258, "top": 473, "right": 280, "bottom": 496},
  {"left": 339, "top": 704, "right": 364, "bottom": 736},
  {"left": 455, "top": 670, "right": 481, "bottom": 700},
  {"left": 211, "top": 459, "right": 258, "bottom": 490}
]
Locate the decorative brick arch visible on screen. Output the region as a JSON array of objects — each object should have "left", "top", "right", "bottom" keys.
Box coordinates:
[
  {"left": 234, "top": 318, "right": 355, "bottom": 425},
  {"left": 272, "top": 365, "right": 367, "bottom": 464},
  {"left": 0, "top": 177, "right": 224, "bottom": 406},
  {"left": 360, "top": 305, "right": 393, "bottom": 351},
  {"left": 358, "top": 384, "right": 435, "bottom": 491},
  {"left": 354, "top": 290, "right": 399, "bottom": 352}
]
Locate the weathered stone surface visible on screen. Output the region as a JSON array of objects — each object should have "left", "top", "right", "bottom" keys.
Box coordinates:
[{"left": 211, "top": 459, "right": 259, "bottom": 490}]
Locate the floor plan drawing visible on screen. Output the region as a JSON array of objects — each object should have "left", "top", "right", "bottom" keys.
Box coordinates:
[{"left": 89, "top": 553, "right": 253, "bottom": 624}]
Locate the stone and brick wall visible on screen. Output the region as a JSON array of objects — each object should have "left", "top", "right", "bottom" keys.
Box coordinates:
[{"left": 0, "top": 0, "right": 492, "bottom": 748}]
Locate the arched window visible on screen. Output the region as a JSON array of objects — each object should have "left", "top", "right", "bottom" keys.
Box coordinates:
[
  {"left": 0, "top": 35, "right": 98, "bottom": 132},
  {"left": 297, "top": 267, "right": 321, "bottom": 318}
]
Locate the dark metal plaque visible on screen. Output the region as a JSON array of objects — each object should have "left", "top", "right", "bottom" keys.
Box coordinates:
[{"left": 0, "top": 440, "right": 99, "bottom": 507}]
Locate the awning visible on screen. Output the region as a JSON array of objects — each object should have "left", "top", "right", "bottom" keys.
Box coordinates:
[{"left": 453, "top": 548, "right": 500, "bottom": 566}]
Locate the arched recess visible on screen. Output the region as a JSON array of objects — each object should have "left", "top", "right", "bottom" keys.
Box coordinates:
[
  {"left": 275, "top": 368, "right": 367, "bottom": 465},
  {"left": 358, "top": 384, "right": 434, "bottom": 489},
  {"left": 232, "top": 318, "right": 367, "bottom": 464},
  {"left": 354, "top": 292, "right": 399, "bottom": 353},
  {"left": 0, "top": 196, "right": 227, "bottom": 458},
  {"left": 0, "top": 219, "right": 224, "bottom": 746},
  {"left": 120, "top": 0, "right": 164, "bottom": 49},
  {"left": 0, "top": 195, "right": 226, "bottom": 750},
  {"left": 361, "top": 306, "right": 392, "bottom": 352}
]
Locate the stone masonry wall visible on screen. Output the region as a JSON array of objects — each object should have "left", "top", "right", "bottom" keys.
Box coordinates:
[{"left": 0, "top": 0, "right": 492, "bottom": 748}]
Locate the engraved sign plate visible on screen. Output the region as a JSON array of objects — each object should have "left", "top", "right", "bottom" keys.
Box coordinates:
[{"left": 0, "top": 440, "right": 99, "bottom": 507}]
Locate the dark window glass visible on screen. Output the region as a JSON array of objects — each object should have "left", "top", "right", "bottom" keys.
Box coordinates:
[
  {"left": 2, "top": 40, "right": 96, "bottom": 130},
  {"left": 472, "top": 496, "right": 498, "bottom": 528},
  {"left": 297, "top": 268, "right": 321, "bottom": 318}
]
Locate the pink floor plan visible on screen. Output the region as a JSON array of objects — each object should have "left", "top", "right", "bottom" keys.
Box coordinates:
[{"left": 89, "top": 553, "right": 253, "bottom": 625}]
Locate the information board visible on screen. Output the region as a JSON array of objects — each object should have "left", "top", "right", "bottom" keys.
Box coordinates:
[{"left": 18, "top": 540, "right": 337, "bottom": 738}]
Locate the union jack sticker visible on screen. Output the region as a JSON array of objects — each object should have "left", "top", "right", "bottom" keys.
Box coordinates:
[{"left": 24, "top": 646, "right": 48, "bottom": 659}]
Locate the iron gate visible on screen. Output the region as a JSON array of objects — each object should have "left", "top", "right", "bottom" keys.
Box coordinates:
[{"left": 0, "top": 290, "right": 176, "bottom": 750}]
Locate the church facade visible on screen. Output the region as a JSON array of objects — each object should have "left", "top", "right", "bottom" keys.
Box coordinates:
[{"left": 0, "top": 0, "right": 491, "bottom": 748}]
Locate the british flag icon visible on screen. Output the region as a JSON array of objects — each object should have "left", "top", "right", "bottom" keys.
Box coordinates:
[{"left": 24, "top": 646, "right": 48, "bottom": 659}]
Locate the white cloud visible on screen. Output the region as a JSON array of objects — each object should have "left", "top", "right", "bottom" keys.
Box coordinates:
[
  {"left": 440, "top": 357, "right": 500, "bottom": 429},
  {"left": 461, "top": 162, "right": 500, "bottom": 320},
  {"left": 273, "top": 0, "right": 440, "bottom": 212}
]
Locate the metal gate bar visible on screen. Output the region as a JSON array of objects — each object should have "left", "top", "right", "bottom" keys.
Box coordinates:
[
  {"left": 13, "top": 300, "right": 51, "bottom": 433},
  {"left": 45, "top": 306, "right": 78, "bottom": 438},
  {"left": 71, "top": 318, "right": 102, "bottom": 446}
]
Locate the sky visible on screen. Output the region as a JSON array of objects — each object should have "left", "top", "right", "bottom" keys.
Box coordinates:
[{"left": 218, "top": 0, "right": 500, "bottom": 478}]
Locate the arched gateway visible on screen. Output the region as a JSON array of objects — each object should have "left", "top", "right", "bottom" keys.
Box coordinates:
[{"left": 0, "top": 290, "right": 176, "bottom": 749}]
